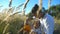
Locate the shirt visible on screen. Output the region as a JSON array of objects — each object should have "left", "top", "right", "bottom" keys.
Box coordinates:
[{"left": 39, "top": 13, "right": 54, "bottom": 34}]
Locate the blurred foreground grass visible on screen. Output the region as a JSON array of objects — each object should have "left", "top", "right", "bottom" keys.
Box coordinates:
[
  {"left": 0, "top": 14, "right": 24, "bottom": 34},
  {"left": 0, "top": 13, "right": 60, "bottom": 34},
  {"left": 53, "top": 18, "right": 60, "bottom": 34}
]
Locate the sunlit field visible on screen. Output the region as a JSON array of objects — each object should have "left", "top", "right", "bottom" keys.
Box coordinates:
[
  {"left": 0, "top": 0, "right": 60, "bottom": 34},
  {"left": 0, "top": 13, "right": 60, "bottom": 34}
]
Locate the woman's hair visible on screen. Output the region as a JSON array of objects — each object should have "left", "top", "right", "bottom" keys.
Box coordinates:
[{"left": 31, "top": 4, "right": 39, "bottom": 14}]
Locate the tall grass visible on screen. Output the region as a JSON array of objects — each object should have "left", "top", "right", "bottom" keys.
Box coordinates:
[{"left": 0, "top": 14, "right": 24, "bottom": 34}]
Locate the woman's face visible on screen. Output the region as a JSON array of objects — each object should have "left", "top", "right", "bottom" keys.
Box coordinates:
[{"left": 39, "top": 13, "right": 44, "bottom": 19}]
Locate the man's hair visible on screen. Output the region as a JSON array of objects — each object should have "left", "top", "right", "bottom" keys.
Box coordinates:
[
  {"left": 39, "top": 7, "right": 46, "bottom": 14},
  {"left": 31, "top": 4, "right": 39, "bottom": 14}
]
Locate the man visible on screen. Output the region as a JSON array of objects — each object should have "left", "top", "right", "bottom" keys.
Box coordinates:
[{"left": 39, "top": 8, "right": 54, "bottom": 34}]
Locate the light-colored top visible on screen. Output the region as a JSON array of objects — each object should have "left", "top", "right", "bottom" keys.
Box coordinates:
[{"left": 39, "top": 13, "right": 54, "bottom": 34}]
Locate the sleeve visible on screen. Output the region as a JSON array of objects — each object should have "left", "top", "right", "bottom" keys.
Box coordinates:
[
  {"left": 43, "top": 18, "right": 49, "bottom": 34},
  {"left": 40, "top": 19, "right": 48, "bottom": 34},
  {"left": 47, "top": 17, "right": 54, "bottom": 34}
]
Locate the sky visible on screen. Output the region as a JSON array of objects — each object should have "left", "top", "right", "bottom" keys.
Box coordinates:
[{"left": 0, "top": 0, "right": 60, "bottom": 14}]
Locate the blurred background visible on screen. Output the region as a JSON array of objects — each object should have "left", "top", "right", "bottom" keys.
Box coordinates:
[{"left": 0, "top": 0, "right": 60, "bottom": 34}]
